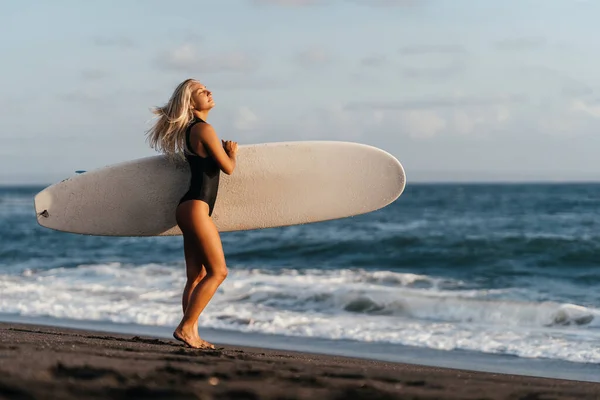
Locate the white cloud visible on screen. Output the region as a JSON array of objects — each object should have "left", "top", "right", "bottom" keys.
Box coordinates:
[
  {"left": 156, "top": 44, "right": 259, "bottom": 73},
  {"left": 402, "top": 63, "right": 465, "bottom": 79},
  {"left": 373, "top": 104, "right": 511, "bottom": 139},
  {"left": 213, "top": 106, "right": 264, "bottom": 142},
  {"left": 494, "top": 37, "right": 547, "bottom": 51},
  {"left": 346, "top": 94, "right": 526, "bottom": 111},
  {"left": 296, "top": 104, "right": 378, "bottom": 140},
  {"left": 161, "top": 44, "right": 197, "bottom": 69},
  {"left": 81, "top": 69, "right": 109, "bottom": 81},
  {"left": 310, "top": 91, "right": 600, "bottom": 141},
  {"left": 452, "top": 110, "right": 477, "bottom": 136},
  {"left": 307, "top": 95, "right": 523, "bottom": 140},
  {"left": 251, "top": 0, "right": 323, "bottom": 6},
  {"left": 293, "top": 47, "right": 333, "bottom": 68},
  {"left": 234, "top": 107, "right": 260, "bottom": 131},
  {"left": 450, "top": 105, "right": 511, "bottom": 136},
  {"left": 252, "top": 0, "right": 422, "bottom": 6},
  {"left": 92, "top": 36, "right": 135, "bottom": 48},
  {"left": 571, "top": 99, "right": 600, "bottom": 118},
  {"left": 61, "top": 87, "right": 110, "bottom": 104},
  {"left": 399, "top": 110, "right": 446, "bottom": 138},
  {"left": 496, "top": 106, "right": 511, "bottom": 123},
  {"left": 360, "top": 55, "right": 387, "bottom": 67},
  {"left": 209, "top": 75, "right": 289, "bottom": 91},
  {"left": 294, "top": 103, "right": 448, "bottom": 141},
  {"left": 347, "top": 0, "right": 423, "bottom": 7},
  {"left": 399, "top": 44, "right": 466, "bottom": 55}
]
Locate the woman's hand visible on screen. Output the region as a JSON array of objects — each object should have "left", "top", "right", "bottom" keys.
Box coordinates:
[{"left": 222, "top": 140, "right": 238, "bottom": 156}]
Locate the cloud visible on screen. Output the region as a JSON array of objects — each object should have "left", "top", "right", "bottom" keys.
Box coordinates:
[
  {"left": 292, "top": 47, "right": 333, "bottom": 68},
  {"left": 251, "top": 0, "right": 425, "bottom": 7},
  {"left": 321, "top": 93, "right": 528, "bottom": 140},
  {"left": 233, "top": 107, "right": 260, "bottom": 131},
  {"left": 452, "top": 106, "right": 511, "bottom": 135},
  {"left": 300, "top": 104, "right": 376, "bottom": 140},
  {"left": 180, "top": 32, "right": 203, "bottom": 43},
  {"left": 251, "top": 0, "right": 323, "bottom": 6},
  {"left": 60, "top": 88, "right": 108, "bottom": 105},
  {"left": 345, "top": 94, "right": 527, "bottom": 111},
  {"left": 494, "top": 37, "right": 547, "bottom": 51},
  {"left": 213, "top": 106, "right": 265, "bottom": 142},
  {"left": 360, "top": 55, "right": 387, "bottom": 67},
  {"left": 534, "top": 98, "right": 600, "bottom": 137},
  {"left": 57, "top": 86, "right": 145, "bottom": 121},
  {"left": 387, "top": 104, "right": 512, "bottom": 138},
  {"left": 341, "top": 91, "right": 599, "bottom": 140},
  {"left": 399, "top": 44, "right": 467, "bottom": 55},
  {"left": 210, "top": 75, "right": 290, "bottom": 91},
  {"left": 92, "top": 36, "right": 135, "bottom": 48},
  {"left": 511, "top": 65, "right": 595, "bottom": 100},
  {"left": 571, "top": 98, "right": 600, "bottom": 118},
  {"left": 348, "top": 0, "right": 423, "bottom": 6},
  {"left": 561, "top": 80, "right": 594, "bottom": 97},
  {"left": 397, "top": 44, "right": 467, "bottom": 80},
  {"left": 58, "top": 86, "right": 151, "bottom": 112},
  {"left": 157, "top": 44, "right": 197, "bottom": 70},
  {"left": 402, "top": 62, "right": 465, "bottom": 79},
  {"left": 398, "top": 110, "right": 447, "bottom": 138},
  {"left": 251, "top": 0, "right": 422, "bottom": 6},
  {"left": 292, "top": 95, "right": 515, "bottom": 142},
  {"left": 81, "top": 69, "right": 109, "bottom": 81},
  {"left": 155, "top": 44, "right": 259, "bottom": 73}
]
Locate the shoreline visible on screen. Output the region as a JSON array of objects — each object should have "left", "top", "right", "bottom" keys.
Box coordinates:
[
  {"left": 0, "top": 321, "right": 599, "bottom": 399},
  {"left": 1, "top": 314, "right": 599, "bottom": 384}
]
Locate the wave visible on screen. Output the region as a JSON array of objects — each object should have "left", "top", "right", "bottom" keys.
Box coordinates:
[
  {"left": 2, "top": 264, "right": 598, "bottom": 328},
  {"left": 1, "top": 263, "right": 599, "bottom": 363},
  {"left": 212, "top": 268, "right": 599, "bottom": 328}
]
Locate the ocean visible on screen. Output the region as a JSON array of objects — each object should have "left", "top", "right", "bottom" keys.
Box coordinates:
[{"left": 1, "top": 183, "right": 600, "bottom": 372}]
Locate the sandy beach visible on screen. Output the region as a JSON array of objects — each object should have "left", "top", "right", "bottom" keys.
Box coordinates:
[{"left": 0, "top": 322, "right": 598, "bottom": 400}]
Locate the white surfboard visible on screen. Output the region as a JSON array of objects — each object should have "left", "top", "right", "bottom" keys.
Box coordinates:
[{"left": 34, "top": 141, "right": 406, "bottom": 236}]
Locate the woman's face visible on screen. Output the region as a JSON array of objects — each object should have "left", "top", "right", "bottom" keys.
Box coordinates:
[{"left": 190, "top": 82, "right": 214, "bottom": 111}]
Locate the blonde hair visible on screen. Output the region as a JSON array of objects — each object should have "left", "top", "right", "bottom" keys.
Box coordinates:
[{"left": 145, "top": 78, "right": 198, "bottom": 159}]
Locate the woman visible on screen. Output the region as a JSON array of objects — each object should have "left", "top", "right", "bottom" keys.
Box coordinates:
[{"left": 146, "top": 78, "right": 238, "bottom": 349}]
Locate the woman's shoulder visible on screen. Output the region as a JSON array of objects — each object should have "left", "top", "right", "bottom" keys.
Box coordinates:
[{"left": 190, "top": 120, "right": 216, "bottom": 136}]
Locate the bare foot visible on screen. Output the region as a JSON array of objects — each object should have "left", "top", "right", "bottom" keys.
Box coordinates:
[
  {"left": 173, "top": 328, "right": 205, "bottom": 349},
  {"left": 189, "top": 321, "right": 215, "bottom": 349},
  {"left": 200, "top": 339, "right": 215, "bottom": 349}
]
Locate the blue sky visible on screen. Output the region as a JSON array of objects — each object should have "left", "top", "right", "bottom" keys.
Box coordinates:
[{"left": 2, "top": 0, "right": 600, "bottom": 184}]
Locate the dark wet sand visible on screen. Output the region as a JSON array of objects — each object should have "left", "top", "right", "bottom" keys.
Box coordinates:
[{"left": 0, "top": 322, "right": 598, "bottom": 400}]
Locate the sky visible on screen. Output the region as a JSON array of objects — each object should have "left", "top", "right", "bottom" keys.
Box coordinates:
[{"left": 2, "top": 0, "right": 600, "bottom": 184}]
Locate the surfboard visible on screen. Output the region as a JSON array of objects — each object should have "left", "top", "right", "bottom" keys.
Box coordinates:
[{"left": 34, "top": 141, "right": 406, "bottom": 236}]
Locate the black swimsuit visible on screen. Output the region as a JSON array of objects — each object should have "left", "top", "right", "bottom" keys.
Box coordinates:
[{"left": 178, "top": 117, "right": 220, "bottom": 215}]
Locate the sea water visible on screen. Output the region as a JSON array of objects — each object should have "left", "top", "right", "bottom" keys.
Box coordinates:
[{"left": 1, "top": 184, "right": 599, "bottom": 365}]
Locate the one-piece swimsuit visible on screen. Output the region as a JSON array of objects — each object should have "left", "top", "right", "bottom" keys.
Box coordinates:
[{"left": 178, "top": 117, "right": 220, "bottom": 216}]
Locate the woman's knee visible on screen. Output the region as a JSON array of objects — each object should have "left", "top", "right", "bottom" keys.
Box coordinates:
[
  {"left": 207, "top": 264, "right": 228, "bottom": 282},
  {"left": 187, "top": 267, "right": 207, "bottom": 284}
]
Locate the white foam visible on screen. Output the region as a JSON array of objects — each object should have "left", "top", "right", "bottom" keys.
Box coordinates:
[{"left": 1, "top": 263, "right": 599, "bottom": 363}]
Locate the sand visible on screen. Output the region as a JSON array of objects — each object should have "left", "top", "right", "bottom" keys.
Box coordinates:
[{"left": 0, "top": 322, "right": 598, "bottom": 400}]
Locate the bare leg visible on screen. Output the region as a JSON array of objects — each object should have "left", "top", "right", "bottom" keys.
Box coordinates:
[
  {"left": 182, "top": 235, "right": 207, "bottom": 337},
  {"left": 174, "top": 201, "right": 228, "bottom": 349},
  {"left": 183, "top": 276, "right": 206, "bottom": 336}
]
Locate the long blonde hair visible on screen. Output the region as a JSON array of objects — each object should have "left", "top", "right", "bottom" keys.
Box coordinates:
[{"left": 145, "top": 78, "right": 198, "bottom": 160}]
